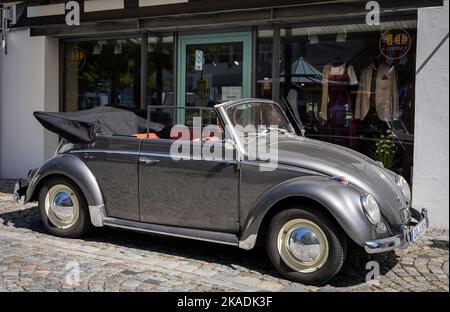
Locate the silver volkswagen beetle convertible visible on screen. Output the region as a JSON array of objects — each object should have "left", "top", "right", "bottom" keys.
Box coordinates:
[{"left": 15, "top": 99, "right": 429, "bottom": 285}]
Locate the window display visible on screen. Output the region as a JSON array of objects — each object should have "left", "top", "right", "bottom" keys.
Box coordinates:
[
  {"left": 279, "top": 21, "right": 417, "bottom": 180},
  {"left": 64, "top": 38, "right": 142, "bottom": 112},
  {"left": 355, "top": 61, "right": 399, "bottom": 122},
  {"left": 63, "top": 35, "right": 175, "bottom": 115}
]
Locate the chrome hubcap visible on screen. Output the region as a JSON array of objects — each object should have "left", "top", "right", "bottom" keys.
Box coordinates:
[
  {"left": 277, "top": 219, "right": 329, "bottom": 273},
  {"left": 45, "top": 185, "right": 79, "bottom": 229}
]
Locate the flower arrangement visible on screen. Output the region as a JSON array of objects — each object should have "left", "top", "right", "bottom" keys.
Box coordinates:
[{"left": 375, "top": 130, "right": 397, "bottom": 170}]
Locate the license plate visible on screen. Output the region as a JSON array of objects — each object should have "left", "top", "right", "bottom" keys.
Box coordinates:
[{"left": 409, "top": 219, "right": 427, "bottom": 243}]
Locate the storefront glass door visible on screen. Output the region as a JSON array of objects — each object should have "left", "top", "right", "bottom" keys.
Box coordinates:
[{"left": 177, "top": 32, "right": 252, "bottom": 123}]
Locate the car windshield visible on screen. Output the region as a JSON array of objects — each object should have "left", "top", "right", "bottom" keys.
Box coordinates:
[{"left": 226, "top": 102, "right": 293, "bottom": 139}]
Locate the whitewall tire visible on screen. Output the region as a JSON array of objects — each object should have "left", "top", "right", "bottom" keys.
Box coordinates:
[
  {"left": 38, "top": 177, "right": 91, "bottom": 238},
  {"left": 266, "top": 205, "right": 347, "bottom": 285}
]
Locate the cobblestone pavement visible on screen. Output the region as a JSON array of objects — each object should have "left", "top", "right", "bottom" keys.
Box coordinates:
[{"left": 0, "top": 180, "right": 448, "bottom": 292}]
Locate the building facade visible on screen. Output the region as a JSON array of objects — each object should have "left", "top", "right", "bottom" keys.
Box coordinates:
[{"left": 0, "top": 0, "right": 448, "bottom": 229}]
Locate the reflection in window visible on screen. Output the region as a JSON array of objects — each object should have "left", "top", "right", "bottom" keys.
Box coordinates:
[
  {"left": 147, "top": 36, "right": 174, "bottom": 108},
  {"left": 279, "top": 21, "right": 417, "bottom": 180},
  {"left": 185, "top": 42, "right": 244, "bottom": 108},
  {"left": 64, "top": 38, "right": 141, "bottom": 112},
  {"left": 145, "top": 35, "right": 175, "bottom": 126},
  {"left": 256, "top": 29, "right": 273, "bottom": 100}
]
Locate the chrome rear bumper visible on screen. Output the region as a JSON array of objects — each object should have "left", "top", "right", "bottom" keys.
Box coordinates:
[
  {"left": 13, "top": 179, "right": 28, "bottom": 202},
  {"left": 364, "top": 208, "right": 429, "bottom": 254}
]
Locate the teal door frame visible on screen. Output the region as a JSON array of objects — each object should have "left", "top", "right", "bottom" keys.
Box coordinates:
[{"left": 176, "top": 32, "right": 253, "bottom": 123}]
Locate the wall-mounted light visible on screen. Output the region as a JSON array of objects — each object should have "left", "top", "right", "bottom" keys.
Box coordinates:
[
  {"left": 308, "top": 33, "right": 319, "bottom": 44},
  {"left": 93, "top": 42, "right": 102, "bottom": 55},
  {"left": 336, "top": 30, "right": 347, "bottom": 43},
  {"left": 114, "top": 40, "right": 123, "bottom": 55},
  {"left": 233, "top": 54, "right": 242, "bottom": 66}
]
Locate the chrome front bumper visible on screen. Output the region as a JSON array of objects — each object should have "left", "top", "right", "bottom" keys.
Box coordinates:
[{"left": 364, "top": 208, "right": 429, "bottom": 254}]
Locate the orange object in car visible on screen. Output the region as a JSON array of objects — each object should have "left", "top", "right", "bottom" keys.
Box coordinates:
[{"left": 134, "top": 133, "right": 159, "bottom": 139}]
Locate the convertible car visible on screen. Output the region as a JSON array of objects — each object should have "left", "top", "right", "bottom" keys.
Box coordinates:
[{"left": 14, "top": 99, "right": 429, "bottom": 285}]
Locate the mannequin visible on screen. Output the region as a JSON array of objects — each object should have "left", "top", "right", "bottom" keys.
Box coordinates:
[
  {"left": 319, "top": 58, "right": 358, "bottom": 147},
  {"left": 355, "top": 56, "right": 399, "bottom": 121},
  {"left": 319, "top": 58, "right": 358, "bottom": 125}
]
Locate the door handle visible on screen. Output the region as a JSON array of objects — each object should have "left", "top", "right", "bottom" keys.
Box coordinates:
[{"left": 139, "top": 156, "right": 160, "bottom": 166}]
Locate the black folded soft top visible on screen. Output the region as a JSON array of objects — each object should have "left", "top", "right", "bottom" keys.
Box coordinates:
[{"left": 34, "top": 106, "right": 163, "bottom": 144}]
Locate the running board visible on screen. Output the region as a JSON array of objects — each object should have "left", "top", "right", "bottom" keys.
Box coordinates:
[{"left": 103, "top": 218, "right": 239, "bottom": 247}]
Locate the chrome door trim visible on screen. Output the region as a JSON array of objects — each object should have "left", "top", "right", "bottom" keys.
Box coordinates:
[{"left": 70, "top": 149, "right": 140, "bottom": 156}]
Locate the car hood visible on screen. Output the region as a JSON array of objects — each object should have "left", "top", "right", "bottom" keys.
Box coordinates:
[{"left": 262, "top": 134, "right": 407, "bottom": 228}]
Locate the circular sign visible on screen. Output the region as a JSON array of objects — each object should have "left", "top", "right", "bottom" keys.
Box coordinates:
[
  {"left": 67, "top": 47, "right": 86, "bottom": 71},
  {"left": 379, "top": 28, "right": 412, "bottom": 60}
]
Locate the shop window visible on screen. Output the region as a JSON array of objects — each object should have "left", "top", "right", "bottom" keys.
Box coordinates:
[
  {"left": 256, "top": 29, "right": 273, "bottom": 100},
  {"left": 184, "top": 41, "right": 244, "bottom": 107},
  {"left": 147, "top": 36, "right": 174, "bottom": 108},
  {"left": 64, "top": 38, "right": 142, "bottom": 113},
  {"left": 279, "top": 22, "right": 417, "bottom": 181}
]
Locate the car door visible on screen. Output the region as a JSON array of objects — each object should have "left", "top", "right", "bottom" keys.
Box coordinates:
[
  {"left": 77, "top": 135, "right": 141, "bottom": 221},
  {"left": 138, "top": 138, "right": 239, "bottom": 233}
]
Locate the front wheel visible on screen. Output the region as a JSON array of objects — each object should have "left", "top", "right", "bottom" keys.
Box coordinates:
[
  {"left": 38, "top": 177, "right": 91, "bottom": 238},
  {"left": 266, "top": 206, "right": 347, "bottom": 285}
]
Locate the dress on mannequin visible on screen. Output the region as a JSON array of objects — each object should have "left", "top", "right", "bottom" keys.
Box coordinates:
[
  {"left": 320, "top": 61, "right": 358, "bottom": 147},
  {"left": 320, "top": 62, "right": 358, "bottom": 124}
]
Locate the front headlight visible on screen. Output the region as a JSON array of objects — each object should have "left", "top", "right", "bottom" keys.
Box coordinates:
[
  {"left": 361, "top": 194, "right": 382, "bottom": 225},
  {"left": 396, "top": 175, "right": 412, "bottom": 203}
]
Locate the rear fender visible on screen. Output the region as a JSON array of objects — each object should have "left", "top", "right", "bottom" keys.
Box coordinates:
[{"left": 25, "top": 153, "right": 106, "bottom": 227}]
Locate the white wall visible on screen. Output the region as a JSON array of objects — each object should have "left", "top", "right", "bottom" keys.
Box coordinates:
[
  {"left": 43, "top": 37, "right": 60, "bottom": 161},
  {"left": 0, "top": 29, "right": 59, "bottom": 179},
  {"left": 413, "top": 1, "right": 449, "bottom": 229}
]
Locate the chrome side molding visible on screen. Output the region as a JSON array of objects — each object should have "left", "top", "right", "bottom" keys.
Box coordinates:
[{"left": 103, "top": 217, "right": 240, "bottom": 247}]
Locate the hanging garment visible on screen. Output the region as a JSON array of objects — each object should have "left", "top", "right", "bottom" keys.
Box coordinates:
[
  {"left": 355, "top": 63, "right": 399, "bottom": 121},
  {"left": 319, "top": 63, "right": 358, "bottom": 148},
  {"left": 319, "top": 63, "right": 358, "bottom": 122}
]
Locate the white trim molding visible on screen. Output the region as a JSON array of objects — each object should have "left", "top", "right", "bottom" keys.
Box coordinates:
[
  {"left": 139, "top": 0, "right": 188, "bottom": 7},
  {"left": 27, "top": 3, "right": 65, "bottom": 18},
  {"left": 84, "top": 0, "right": 125, "bottom": 13}
]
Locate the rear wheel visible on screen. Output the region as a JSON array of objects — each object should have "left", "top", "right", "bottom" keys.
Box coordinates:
[
  {"left": 266, "top": 206, "right": 346, "bottom": 285},
  {"left": 38, "top": 177, "right": 91, "bottom": 238}
]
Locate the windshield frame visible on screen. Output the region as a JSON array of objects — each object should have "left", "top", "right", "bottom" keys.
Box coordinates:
[{"left": 216, "top": 99, "right": 296, "bottom": 154}]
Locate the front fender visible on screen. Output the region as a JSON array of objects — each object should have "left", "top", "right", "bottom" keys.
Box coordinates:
[
  {"left": 25, "top": 153, "right": 106, "bottom": 227},
  {"left": 239, "top": 176, "right": 388, "bottom": 250}
]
